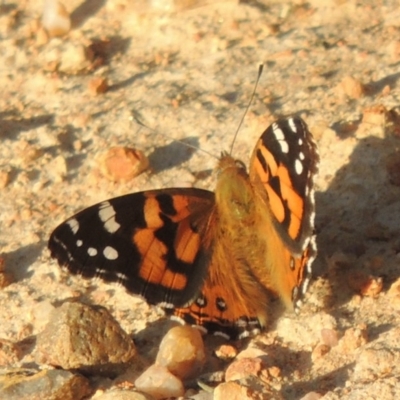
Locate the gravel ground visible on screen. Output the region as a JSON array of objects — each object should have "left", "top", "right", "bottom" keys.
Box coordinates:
[{"left": 1, "top": 0, "right": 400, "bottom": 399}]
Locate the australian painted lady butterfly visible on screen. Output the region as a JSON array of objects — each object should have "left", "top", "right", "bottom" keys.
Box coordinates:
[{"left": 49, "top": 116, "right": 319, "bottom": 339}]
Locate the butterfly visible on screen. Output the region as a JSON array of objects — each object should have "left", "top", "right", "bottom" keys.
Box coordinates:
[{"left": 48, "top": 116, "right": 319, "bottom": 340}]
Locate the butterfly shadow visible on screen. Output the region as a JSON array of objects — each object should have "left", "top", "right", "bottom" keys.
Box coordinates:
[
  {"left": 133, "top": 317, "right": 252, "bottom": 376},
  {"left": 284, "top": 362, "right": 355, "bottom": 398},
  {"left": 0, "top": 113, "right": 53, "bottom": 139},
  {"left": 365, "top": 71, "right": 400, "bottom": 97},
  {"left": 313, "top": 117, "right": 400, "bottom": 322},
  {"left": 133, "top": 318, "right": 180, "bottom": 357},
  {"left": 87, "top": 36, "right": 132, "bottom": 65},
  {"left": 108, "top": 72, "right": 148, "bottom": 92},
  {"left": 70, "top": 0, "right": 107, "bottom": 29},
  {"left": 147, "top": 137, "right": 200, "bottom": 173},
  {"left": 253, "top": 337, "right": 313, "bottom": 374},
  {"left": 1, "top": 242, "right": 44, "bottom": 282}
]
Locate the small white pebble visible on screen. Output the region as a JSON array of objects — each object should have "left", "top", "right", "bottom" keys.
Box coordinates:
[
  {"left": 135, "top": 364, "right": 184, "bottom": 399},
  {"left": 42, "top": 0, "right": 71, "bottom": 37}
]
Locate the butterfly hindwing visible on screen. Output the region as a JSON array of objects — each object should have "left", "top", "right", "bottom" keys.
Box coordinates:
[
  {"left": 49, "top": 188, "right": 215, "bottom": 308},
  {"left": 171, "top": 276, "right": 265, "bottom": 339}
]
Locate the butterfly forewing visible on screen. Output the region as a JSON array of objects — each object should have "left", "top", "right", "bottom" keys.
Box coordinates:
[
  {"left": 49, "top": 188, "right": 215, "bottom": 307},
  {"left": 249, "top": 117, "right": 318, "bottom": 308},
  {"left": 250, "top": 117, "right": 319, "bottom": 253}
]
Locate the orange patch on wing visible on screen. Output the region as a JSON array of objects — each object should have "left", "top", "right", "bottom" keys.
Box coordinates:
[
  {"left": 170, "top": 195, "right": 192, "bottom": 222},
  {"left": 276, "top": 164, "right": 303, "bottom": 240},
  {"left": 254, "top": 160, "right": 269, "bottom": 185},
  {"left": 280, "top": 249, "right": 309, "bottom": 307},
  {"left": 134, "top": 229, "right": 168, "bottom": 284},
  {"left": 160, "top": 268, "right": 187, "bottom": 291},
  {"left": 288, "top": 212, "right": 301, "bottom": 240},
  {"left": 175, "top": 219, "right": 201, "bottom": 264},
  {"left": 266, "top": 185, "right": 285, "bottom": 222},
  {"left": 261, "top": 146, "right": 278, "bottom": 173},
  {"left": 276, "top": 164, "right": 292, "bottom": 187},
  {"left": 143, "top": 197, "right": 164, "bottom": 227},
  {"left": 174, "top": 279, "right": 266, "bottom": 328}
]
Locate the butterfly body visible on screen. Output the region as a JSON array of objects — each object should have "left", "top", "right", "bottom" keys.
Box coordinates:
[{"left": 49, "top": 117, "right": 318, "bottom": 339}]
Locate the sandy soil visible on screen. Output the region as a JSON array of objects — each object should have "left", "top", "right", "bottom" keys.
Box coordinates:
[{"left": 1, "top": 0, "right": 400, "bottom": 399}]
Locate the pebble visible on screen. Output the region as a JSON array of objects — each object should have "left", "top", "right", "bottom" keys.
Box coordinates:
[
  {"left": 58, "top": 42, "right": 93, "bottom": 74},
  {"left": 225, "top": 357, "right": 263, "bottom": 382},
  {"left": 35, "top": 301, "right": 137, "bottom": 376},
  {"left": 0, "top": 271, "right": 13, "bottom": 289},
  {"left": 0, "top": 368, "right": 91, "bottom": 400},
  {"left": 214, "top": 344, "right": 238, "bottom": 360},
  {"left": 214, "top": 379, "right": 281, "bottom": 400},
  {"left": 311, "top": 344, "right": 330, "bottom": 362},
  {"left": 48, "top": 155, "right": 67, "bottom": 182},
  {"left": 99, "top": 147, "right": 149, "bottom": 182},
  {"left": 354, "top": 347, "right": 397, "bottom": 382},
  {"left": 320, "top": 328, "right": 339, "bottom": 347},
  {"left": 95, "top": 389, "right": 155, "bottom": 400},
  {"left": 236, "top": 346, "right": 268, "bottom": 360},
  {"left": 338, "top": 75, "right": 365, "bottom": 99},
  {"left": 299, "top": 392, "right": 323, "bottom": 400},
  {"left": 388, "top": 39, "right": 400, "bottom": 61},
  {"left": 42, "top": 0, "right": 71, "bottom": 37},
  {"left": 387, "top": 278, "right": 400, "bottom": 309},
  {"left": 32, "top": 300, "right": 56, "bottom": 331},
  {"left": 347, "top": 272, "right": 383, "bottom": 298},
  {"left": 213, "top": 381, "right": 253, "bottom": 400},
  {"left": 134, "top": 364, "right": 184, "bottom": 399},
  {"left": 359, "top": 276, "right": 383, "bottom": 298},
  {"left": 0, "top": 170, "right": 10, "bottom": 188},
  {"left": 88, "top": 76, "right": 109, "bottom": 95},
  {"left": 184, "top": 389, "right": 212, "bottom": 400},
  {"left": 337, "top": 324, "right": 368, "bottom": 354},
  {"left": 362, "top": 104, "right": 387, "bottom": 127},
  {"left": 155, "top": 325, "right": 205, "bottom": 380},
  {"left": 196, "top": 370, "right": 225, "bottom": 391}
]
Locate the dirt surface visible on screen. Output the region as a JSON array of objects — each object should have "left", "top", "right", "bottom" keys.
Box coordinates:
[{"left": 1, "top": 0, "right": 400, "bottom": 399}]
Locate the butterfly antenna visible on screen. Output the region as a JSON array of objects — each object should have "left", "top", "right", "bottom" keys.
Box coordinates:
[{"left": 229, "top": 64, "right": 264, "bottom": 155}]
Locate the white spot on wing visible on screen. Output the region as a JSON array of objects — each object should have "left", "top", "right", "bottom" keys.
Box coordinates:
[
  {"left": 159, "top": 301, "right": 174, "bottom": 309},
  {"left": 295, "top": 159, "right": 303, "bottom": 175},
  {"left": 196, "top": 296, "right": 206, "bottom": 307},
  {"left": 288, "top": 118, "right": 297, "bottom": 133},
  {"left": 76, "top": 240, "right": 83, "bottom": 247},
  {"left": 88, "top": 247, "right": 97, "bottom": 256},
  {"left": 214, "top": 331, "right": 230, "bottom": 339},
  {"left": 103, "top": 246, "right": 118, "bottom": 260},
  {"left": 53, "top": 236, "right": 74, "bottom": 261},
  {"left": 99, "top": 201, "right": 121, "bottom": 233},
  {"left": 299, "top": 151, "right": 305, "bottom": 160},
  {"left": 67, "top": 218, "right": 79, "bottom": 234},
  {"left": 272, "top": 124, "right": 289, "bottom": 154},
  {"left": 238, "top": 330, "right": 251, "bottom": 339},
  {"left": 115, "top": 272, "right": 126, "bottom": 281}
]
